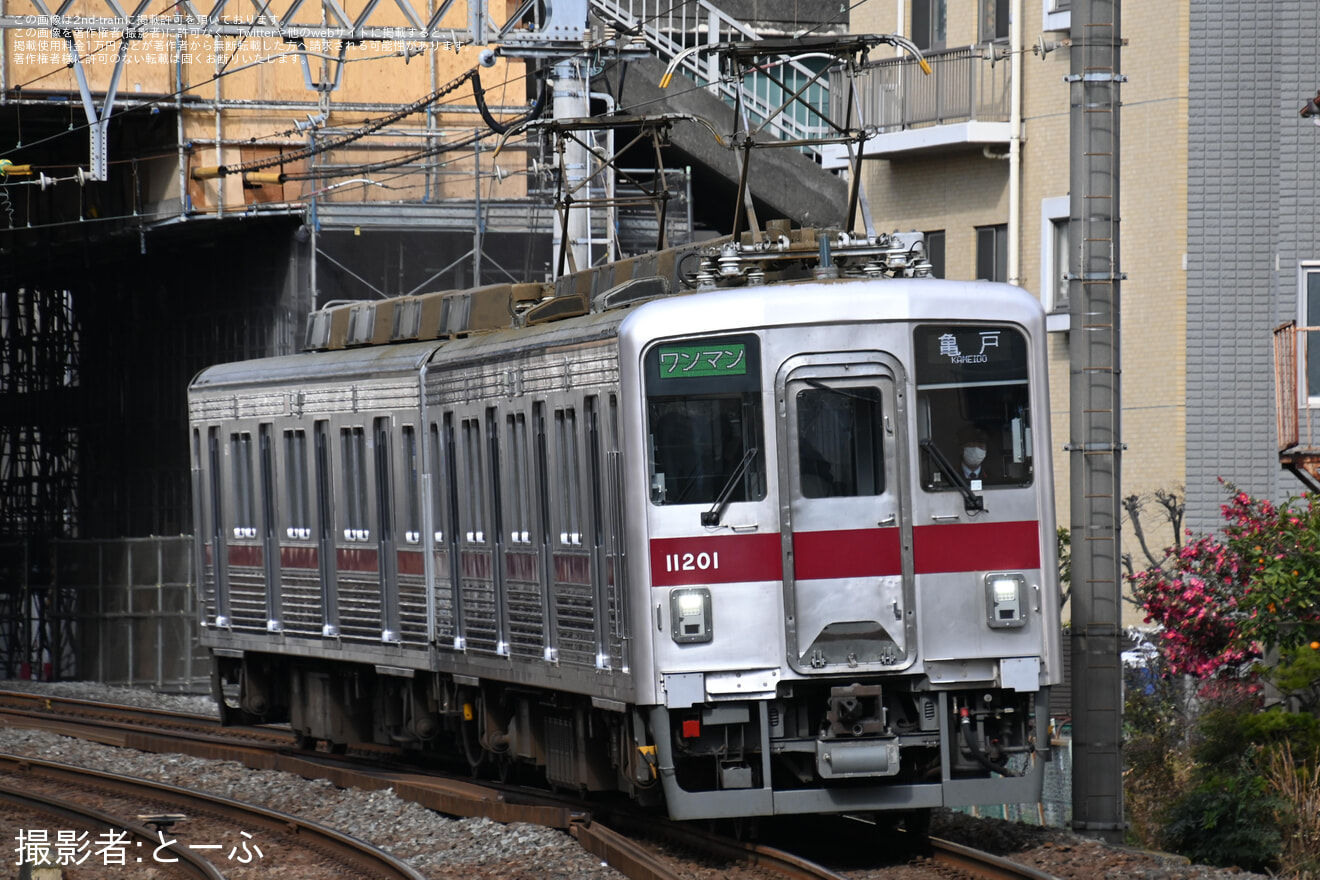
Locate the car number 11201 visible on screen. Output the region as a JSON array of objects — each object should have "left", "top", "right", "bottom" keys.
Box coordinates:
[{"left": 664, "top": 551, "right": 720, "bottom": 573}]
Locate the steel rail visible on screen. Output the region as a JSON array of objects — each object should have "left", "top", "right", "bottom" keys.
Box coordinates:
[
  {"left": 931, "top": 836, "right": 1062, "bottom": 880},
  {"left": 0, "top": 691, "right": 1062, "bottom": 880},
  {"left": 601, "top": 811, "right": 850, "bottom": 880},
  {"left": 0, "top": 783, "right": 225, "bottom": 880},
  {"left": 0, "top": 754, "right": 429, "bottom": 880}
]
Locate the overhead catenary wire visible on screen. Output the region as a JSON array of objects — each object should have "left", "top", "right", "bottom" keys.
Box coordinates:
[
  {"left": 2, "top": 0, "right": 831, "bottom": 200},
  {"left": 4, "top": 0, "right": 732, "bottom": 165}
]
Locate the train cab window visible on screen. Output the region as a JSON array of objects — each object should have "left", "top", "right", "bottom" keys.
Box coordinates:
[
  {"left": 644, "top": 334, "right": 765, "bottom": 507},
  {"left": 230, "top": 432, "right": 257, "bottom": 538},
  {"left": 796, "top": 385, "right": 884, "bottom": 498},
  {"left": 283, "top": 429, "right": 311, "bottom": 540},
  {"left": 914, "top": 325, "right": 1034, "bottom": 491},
  {"left": 402, "top": 425, "right": 420, "bottom": 544},
  {"left": 341, "top": 427, "right": 370, "bottom": 541}
]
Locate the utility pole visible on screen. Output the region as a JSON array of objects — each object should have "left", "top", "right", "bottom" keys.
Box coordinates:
[
  {"left": 1067, "top": 0, "right": 1126, "bottom": 844},
  {"left": 551, "top": 57, "right": 592, "bottom": 276}
]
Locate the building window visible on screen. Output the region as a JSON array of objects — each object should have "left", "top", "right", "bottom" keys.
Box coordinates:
[
  {"left": 924, "top": 230, "right": 945, "bottom": 279},
  {"left": 1050, "top": 219, "right": 1070, "bottom": 309},
  {"left": 980, "top": 0, "right": 1010, "bottom": 43},
  {"left": 911, "top": 0, "right": 946, "bottom": 52},
  {"left": 1303, "top": 265, "right": 1320, "bottom": 403},
  {"left": 976, "top": 224, "right": 1008, "bottom": 282},
  {"left": 1039, "top": 197, "right": 1070, "bottom": 329},
  {"left": 1043, "top": 0, "right": 1070, "bottom": 33}
]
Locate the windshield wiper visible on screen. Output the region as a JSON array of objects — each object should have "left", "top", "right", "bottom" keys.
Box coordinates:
[
  {"left": 920, "top": 439, "right": 985, "bottom": 513},
  {"left": 702, "top": 447, "right": 759, "bottom": 527}
]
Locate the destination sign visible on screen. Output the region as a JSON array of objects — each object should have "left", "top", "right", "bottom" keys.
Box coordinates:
[
  {"left": 656, "top": 343, "right": 748, "bottom": 379},
  {"left": 914, "top": 325, "right": 1028, "bottom": 386},
  {"left": 644, "top": 334, "right": 761, "bottom": 395}
]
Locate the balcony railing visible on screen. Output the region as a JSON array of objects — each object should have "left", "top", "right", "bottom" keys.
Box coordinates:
[
  {"left": 1272, "top": 322, "right": 1320, "bottom": 492},
  {"left": 829, "top": 46, "right": 1010, "bottom": 133}
]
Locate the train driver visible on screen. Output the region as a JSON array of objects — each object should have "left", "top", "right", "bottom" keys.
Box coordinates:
[{"left": 958, "top": 426, "right": 990, "bottom": 488}]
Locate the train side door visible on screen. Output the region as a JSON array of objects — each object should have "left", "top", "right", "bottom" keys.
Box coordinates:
[{"left": 777, "top": 353, "right": 916, "bottom": 674}]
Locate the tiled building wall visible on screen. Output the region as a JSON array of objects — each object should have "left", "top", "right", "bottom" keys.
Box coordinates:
[
  {"left": 1185, "top": 1, "right": 1304, "bottom": 531},
  {"left": 854, "top": 0, "right": 1189, "bottom": 619}
]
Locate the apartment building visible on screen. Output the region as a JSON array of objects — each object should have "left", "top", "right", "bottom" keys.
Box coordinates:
[{"left": 835, "top": 1, "right": 1193, "bottom": 619}]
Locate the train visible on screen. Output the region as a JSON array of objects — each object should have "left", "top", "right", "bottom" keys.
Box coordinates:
[{"left": 188, "top": 221, "right": 1062, "bottom": 826}]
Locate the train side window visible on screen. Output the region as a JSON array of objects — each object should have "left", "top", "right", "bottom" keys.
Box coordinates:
[
  {"left": 373, "top": 418, "right": 395, "bottom": 545},
  {"left": 283, "top": 429, "right": 311, "bottom": 539},
  {"left": 485, "top": 407, "right": 503, "bottom": 546},
  {"left": 533, "top": 403, "right": 551, "bottom": 549},
  {"left": 429, "top": 422, "right": 447, "bottom": 543},
  {"left": 230, "top": 431, "right": 257, "bottom": 539},
  {"left": 796, "top": 385, "right": 885, "bottom": 498},
  {"left": 461, "top": 417, "right": 487, "bottom": 544},
  {"left": 554, "top": 407, "right": 583, "bottom": 546},
  {"left": 914, "top": 325, "right": 1034, "bottom": 490},
  {"left": 586, "top": 396, "right": 604, "bottom": 546},
  {"left": 402, "top": 425, "right": 420, "bottom": 544},
  {"left": 208, "top": 427, "right": 225, "bottom": 547},
  {"left": 644, "top": 334, "right": 765, "bottom": 507},
  {"left": 341, "top": 426, "right": 370, "bottom": 541},
  {"left": 258, "top": 424, "right": 278, "bottom": 539},
  {"left": 506, "top": 413, "right": 532, "bottom": 544}
]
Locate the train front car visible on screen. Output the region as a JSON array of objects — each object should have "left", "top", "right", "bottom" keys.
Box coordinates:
[{"left": 620, "top": 277, "right": 1062, "bottom": 822}]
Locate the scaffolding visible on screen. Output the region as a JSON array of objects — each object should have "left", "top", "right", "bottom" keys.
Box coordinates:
[{"left": 0, "top": 286, "right": 80, "bottom": 541}]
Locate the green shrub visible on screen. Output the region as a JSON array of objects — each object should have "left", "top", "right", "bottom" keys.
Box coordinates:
[{"left": 1160, "top": 773, "right": 1284, "bottom": 873}]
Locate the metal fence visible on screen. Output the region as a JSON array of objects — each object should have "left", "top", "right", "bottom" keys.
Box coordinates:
[
  {"left": 830, "top": 46, "right": 1010, "bottom": 133},
  {"left": 1275, "top": 321, "right": 1303, "bottom": 451},
  {"left": 38, "top": 536, "right": 210, "bottom": 691}
]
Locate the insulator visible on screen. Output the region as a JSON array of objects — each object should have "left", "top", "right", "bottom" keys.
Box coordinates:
[{"left": 717, "top": 243, "right": 742, "bottom": 277}]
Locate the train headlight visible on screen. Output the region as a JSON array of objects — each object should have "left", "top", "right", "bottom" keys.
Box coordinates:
[
  {"left": 985, "top": 573, "right": 1026, "bottom": 628},
  {"left": 670, "top": 588, "right": 713, "bottom": 644}
]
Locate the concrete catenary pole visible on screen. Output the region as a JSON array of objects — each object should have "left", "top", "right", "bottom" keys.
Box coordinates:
[
  {"left": 552, "top": 58, "right": 592, "bottom": 277},
  {"left": 1067, "top": 0, "right": 1126, "bottom": 843}
]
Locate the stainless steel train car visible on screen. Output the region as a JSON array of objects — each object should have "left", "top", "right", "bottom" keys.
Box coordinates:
[{"left": 188, "top": 226, "right": 1062, "bottom": 824}]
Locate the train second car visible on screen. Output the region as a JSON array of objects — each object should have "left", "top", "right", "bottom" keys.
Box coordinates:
[{"left": 188, "top": 226, "right": 1062, "bottom": 823}]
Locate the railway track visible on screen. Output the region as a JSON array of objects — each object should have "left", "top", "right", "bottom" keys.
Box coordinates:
[
  {"left": 0, "top": 752, "right": 427, "bottom": 879},
  {"left": 0, "top": 688, "right": 1059, "bottom": 880}
]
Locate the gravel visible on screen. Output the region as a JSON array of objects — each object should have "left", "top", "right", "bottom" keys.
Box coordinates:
[
  {"left": 0, "top": 681, "right": 1280, "bottom": 880},
  {"left": 0, "top": 680, "right": 622, "bottom": 880}
]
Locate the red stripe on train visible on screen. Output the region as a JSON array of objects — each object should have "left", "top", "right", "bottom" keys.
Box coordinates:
[
  {"left": 912, "top": 520, "right": 1041, "bottom": 573},
  {"left": 792, "top": 528, "right": 902, "bottom": 580},
  {"left": 336, "top": 547, "right": 379, "bottom": 572},
  {"left": 506, "top": 550, "right": 538, "bottom": 582},
  {"left": 397, "top": 549, "right": 425, "bottom": 576},
  {"left": 649, "top": 533, "right": 782, "bottom": 586},
  {"left": 227, "top": 545, "right": 262, "bottom": 568},
  {"left": 649, "top": 521, "right": 1040, "bottom": 587},
  {"left": 554, "top": 553, "right": 592, "bottom": 586},
  {"left": 281, "top": 545, "right": 318, "bottom": 570}
]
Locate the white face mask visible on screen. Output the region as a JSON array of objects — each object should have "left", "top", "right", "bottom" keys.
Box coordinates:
[{"left": 962, "top": 446, "right": 987, "bottom": 469}]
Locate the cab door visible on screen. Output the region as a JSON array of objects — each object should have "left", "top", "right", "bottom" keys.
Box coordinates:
[{"left": 777, "top": 353, "right": 915, "bottom": 674}]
